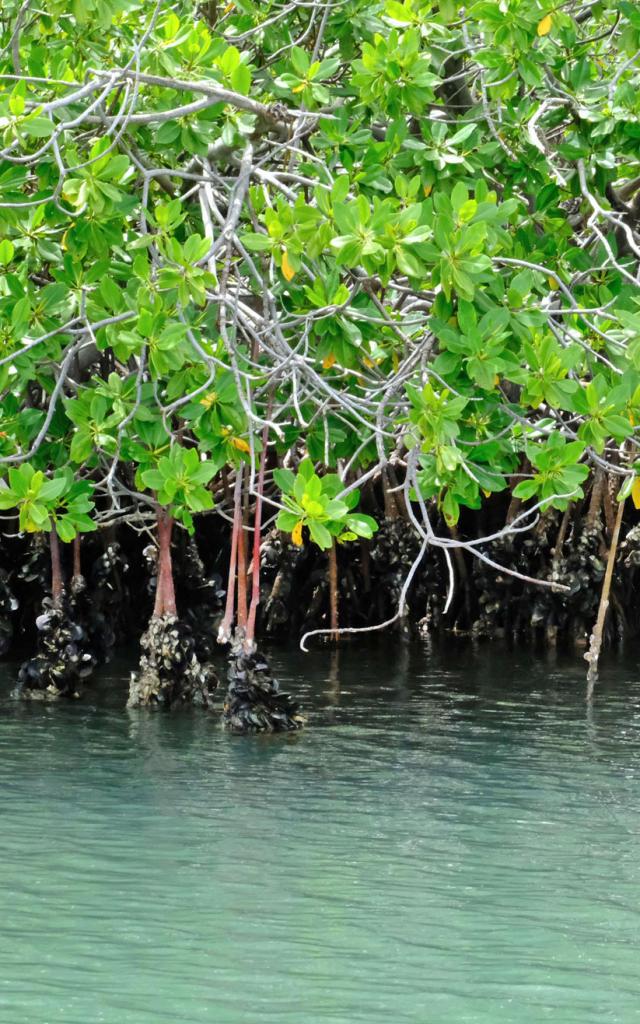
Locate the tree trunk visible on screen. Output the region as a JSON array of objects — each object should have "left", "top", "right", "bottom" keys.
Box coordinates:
[
  {"left": 246, "top": 425, "right": 269, "bottom": 649},
  {"left": 329, "top": 539, "right": 339, "bottom": 642},
  {"left": 586, "top": 469, "right": 605, "bottom": 529},
  {"left": 202, "top": 0, "right": 218, "bottom": 26},
  {"left": 72, "top": 535, "right": 82, "bottom": 582},
  {"left": 237, "top": 507, "right": 248, "bottom": 632},
  {"left": 50, "top": 529, "right": 63, "bottom": 607},
  {"left": 153, "top": 509, "right": 176, "bottom": 618},
  {"left": 218, "top": 465, "right": 243, "bottom": 642}
]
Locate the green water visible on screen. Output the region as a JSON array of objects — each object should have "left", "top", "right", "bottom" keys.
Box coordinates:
[{"left": 1, "top": 642, "right": 640, "bottom": 1024}]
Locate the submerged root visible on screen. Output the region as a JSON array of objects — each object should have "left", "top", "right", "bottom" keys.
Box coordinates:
[
  {"left": 127, "top": 615, "right": 218, "bottom": 709},
  {"left": 222, "top": 639, "right": 305, "bottom": 734},
  {"left": 15, "top": 597, "right": 96, "bottom": 700}
]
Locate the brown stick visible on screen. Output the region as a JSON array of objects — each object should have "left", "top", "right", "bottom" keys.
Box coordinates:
[
  {"left": 552, "top": 507, "right": 571, "bottom": 567},
  {"left": 246, "top": 428, "right": 269, "bottom": 648},
  {"left": 72, "top": 535, "right": 82, "bottom": 582},
  {"left": 237, "top": 504, "right": 248, "bottom": 632},
  {"left": 218, "top": 465, "right": 243, "bottom": 642},
  {"left": 602, "top": 475, "right": 616, "bottom": 535},
  {"left": 50, "top": 529, "right": 64, "bottom": 607},
  {"left": 382, "top": 467, "right": 398, "bottom": 519},
  {"left": 329, "top": 539, "right": 339, "bottom": 642},
  {"left": 202, "top": 0, "right": 218, "bottom": 26},
  {"left": 586, "top": 469, "right": 605, "bottom": 530},
  {"left": 585, "top": 490, "right": 626, "bottom": 693}
]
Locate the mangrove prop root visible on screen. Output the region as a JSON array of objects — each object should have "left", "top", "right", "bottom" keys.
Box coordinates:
[
  {"left": 154, "top": 509, "right": 177, "bottom": 618},
  {"left": 72, "top": 535, "right": 82, "bottom": 584},
  {"left": 328, "top": 539, "right": 339, "bottom": 642},
  {"left": 50, "top": 530, "right": 63, "bottom": 607},
  {"left": 128, "top": 615, "right": 218, "bottom": 709},
  {"left": 236, "top": 510, "right": 248, "bottom": 632},
  {"left": 218, "top": 465, "right": 243, "bottom": 644},
  {"left": 246, "top": 417, "right": 269, "bottom": 650},
  {"left": 585, "top": 493, "right": 626, "bottom": 690},
  {"left": 222, "top": 637, "right": 304, "bottom": 734}
]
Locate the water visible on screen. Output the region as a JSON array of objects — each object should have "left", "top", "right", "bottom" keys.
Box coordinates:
[{"left": 1, "top": 641, "right": 640, "bottom": 1024}]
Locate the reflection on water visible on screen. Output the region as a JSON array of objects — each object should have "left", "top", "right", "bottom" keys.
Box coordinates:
[{"left": 1, "top": 640, "right": 640, "bottom": 1024}]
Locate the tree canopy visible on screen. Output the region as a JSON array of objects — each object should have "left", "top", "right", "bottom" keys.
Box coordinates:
[{"left": 1, "top": 0, "right": 639, "bottom": 604}]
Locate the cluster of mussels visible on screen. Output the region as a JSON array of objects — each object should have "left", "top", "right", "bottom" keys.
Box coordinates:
[
  {"left": 0, "top": 566, "right": 17, "bottom": 657},
  {"left": 258, "top": 516, "right": 444, "bottom": 643},
  {"left": 84, "top": 542, "right": 131, "bottom": 662},
  {"left": 128, "top": 615, "right": 218, "bottom": 709},
  {"left": 12, "top": 541, "right": 131, "bottom": 700},
  {"left": 260, "top": 531, "right": 310, "bottom": 638},
  {"left": 222, "top": 638, "right": 305, "bottom": 733},
  {"left": 470, "top": 514, "right": 560, "bottom": 639},
  {"left": 174, "top": 536, "right": 225, "bottom": 662},
  {"left": 544, "top": 524, "right": 605, "bottom": 645},
  {"left": 370, "top": 517, "right": 443, "bottom": 631},
  {"left": 613, "top": 524, "right": 640, "bottom": 636},
  {"left": 15, "top": 597, "right": 95, "bottom": 700},
  {"left": 469, "top": 513, "right": 609, "bottom": 646}
]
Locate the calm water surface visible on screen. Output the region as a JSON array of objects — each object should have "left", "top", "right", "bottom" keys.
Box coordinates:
[{"left": 1, "top": 641, "right": 640, "bottom": 1024}]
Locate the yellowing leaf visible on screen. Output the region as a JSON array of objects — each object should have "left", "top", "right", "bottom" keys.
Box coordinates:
[
  {"left": 292, "top": 521, "right": 304, "bottom": 546},
  {"left": 199, "top": 391, "right": 217, "bottom": 410},
  {"left": 632, "top": 478, "right": 640, "bottom": 510},
  {"left": 548, "top": 276, "right": 558, "bottom": 289},
  {"left": 423, "top": 185, "right": 432, "bottom": 197},
  {"left": 362, "top": 356, "right": 375, "bottom": 369},
  {"left": 292, "top": 83, "right": 306, "bottom": 94},
  {"left": 494, "top": 374, "right": 500, "bottom": 386},
  {"left": 230, "top": 437, "right": 250, "bottom": 453},
  {"left": 223, "top": 2, "right": 235, "bottom": 13},
  {"left": 482, "top": 489, "right": 491, "bottom": 498},
  {"left": 322, "top": 353, "right": 336, "bottom": 369},
  {"left": 537, "top": 14, "right": 552, "bottom": 35},
  {"left": 281, "top": 249, "right": 296, "bottom": 281}
]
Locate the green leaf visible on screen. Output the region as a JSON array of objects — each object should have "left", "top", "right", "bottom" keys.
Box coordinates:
[
  {"left": 513, "top": 480, "right": 539, "bottom": 500},
  {"left": 55, "top": 518, "right": 77, "bottom": 542},
  {"left": 23, "top": 116, "right": 54, "bottom": 138},
  {"left": 39, "top": 477, "right": 69, "bottom": 503},
  {"left": 308, "top": 520, "right": 333, "bottom": 549},
  {"left": 276, "top": 510, "right": 301, "bottom": 532},
  {"left": 0, "top": 239, "right": 15, "bottom": 265},
  {"left": 273, "top": 468, "right": 296, "bottom": 493}
]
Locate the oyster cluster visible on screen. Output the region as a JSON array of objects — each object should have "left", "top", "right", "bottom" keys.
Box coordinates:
[
  {"left": 127, "top": 614, "right": 218, "bottom": 709},
  {"left": 223, "top": 640, "right": 305, "bottom": 733}
]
